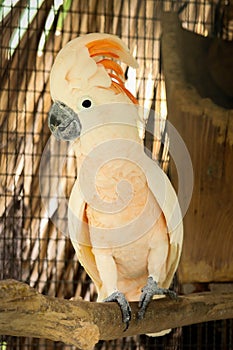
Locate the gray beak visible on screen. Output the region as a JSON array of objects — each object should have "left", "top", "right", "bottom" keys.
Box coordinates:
[{"left": 48, "top": 101, "right": 82, "bottom": 141}]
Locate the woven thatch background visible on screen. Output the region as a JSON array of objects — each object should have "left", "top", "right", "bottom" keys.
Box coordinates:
[{"left": 0, "top": 0, "right": 233, "bottom": 349}]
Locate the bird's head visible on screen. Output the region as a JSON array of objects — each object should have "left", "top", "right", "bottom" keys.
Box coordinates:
[{"left": 48, "top": 33, "right": 138, "bottom": 141}]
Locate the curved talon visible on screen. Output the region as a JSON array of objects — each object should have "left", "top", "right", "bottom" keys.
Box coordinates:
[
  {"left": 104, "top": 291, "right": 131, "bottom": 330},
  {"left": 138, "top": 277, "right": 177, "bottom": 320}
]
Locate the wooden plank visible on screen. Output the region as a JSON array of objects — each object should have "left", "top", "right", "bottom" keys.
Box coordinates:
[{"left": 162, "top": 13, "right": 233, "bottom": 283}]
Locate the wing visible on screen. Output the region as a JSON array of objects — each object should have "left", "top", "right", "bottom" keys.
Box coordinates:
[
  {"left": 68, "top": 180, "right": 102, "bottom": 294},
  {"left": 146, "top": 158, "right": 183, "bottom": 289}
]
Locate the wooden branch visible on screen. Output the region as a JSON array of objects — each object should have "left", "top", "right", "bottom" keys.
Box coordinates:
[{"left": 0, "top": 280, "right": 233, "bottom": 349}]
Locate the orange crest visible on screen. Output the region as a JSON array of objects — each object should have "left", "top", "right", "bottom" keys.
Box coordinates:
[{"left": 86, "top": 38, "right": 138, "bottom": 105}]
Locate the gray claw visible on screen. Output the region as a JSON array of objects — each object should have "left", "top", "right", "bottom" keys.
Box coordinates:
[
  {"left": 104, "top": 291, "right": 131, "bottom": 330},
  {"left": 138, "top": 277, "right": 177, "bottom": 319}
]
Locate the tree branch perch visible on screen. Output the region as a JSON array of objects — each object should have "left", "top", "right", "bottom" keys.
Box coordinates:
[{"left": 0, "top": 280, "right": 233, "bottom": 349}]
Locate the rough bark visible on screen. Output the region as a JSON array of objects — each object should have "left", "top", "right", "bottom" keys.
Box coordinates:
[{"left": 0, "top": 280, "right": 233, "bottom": 349}]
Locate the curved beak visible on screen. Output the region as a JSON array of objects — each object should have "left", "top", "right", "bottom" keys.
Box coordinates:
[{"left": 48, "top": 101, "right": 82, "bottom": 141}]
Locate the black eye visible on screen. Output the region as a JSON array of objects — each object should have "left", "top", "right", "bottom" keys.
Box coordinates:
[{"left": 82, "top": 99, "right": 92, "bottom": 108}]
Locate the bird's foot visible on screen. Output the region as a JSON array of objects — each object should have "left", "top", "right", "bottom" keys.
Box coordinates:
[
  {"left": 138, "top": 276, "right": 177, "bottom": 320},
  {"left": 104, "top": 291, "right": 131, "bottom": 330}
]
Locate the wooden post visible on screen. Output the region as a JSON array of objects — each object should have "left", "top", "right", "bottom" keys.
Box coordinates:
[{"left": 161, "top": 13, "right": 233, "bottom": 283}]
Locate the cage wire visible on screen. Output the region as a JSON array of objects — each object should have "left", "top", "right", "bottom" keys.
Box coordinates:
[{"left": 0, "top": 0, "right": 233, "bottom": 349}]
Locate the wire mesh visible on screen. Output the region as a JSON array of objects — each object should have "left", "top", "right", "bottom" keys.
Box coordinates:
[{"left": 0, "top": 0, "right": 233, "bottom": 349}]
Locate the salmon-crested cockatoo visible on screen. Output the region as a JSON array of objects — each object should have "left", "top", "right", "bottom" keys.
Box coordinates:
[{"left": 48, "top": 33, "right": 183, "bottom": 333}]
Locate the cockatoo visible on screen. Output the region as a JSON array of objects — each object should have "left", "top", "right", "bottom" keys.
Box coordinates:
[{"left": 48, "top": 33, "right": 183, "bottom": 333}]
